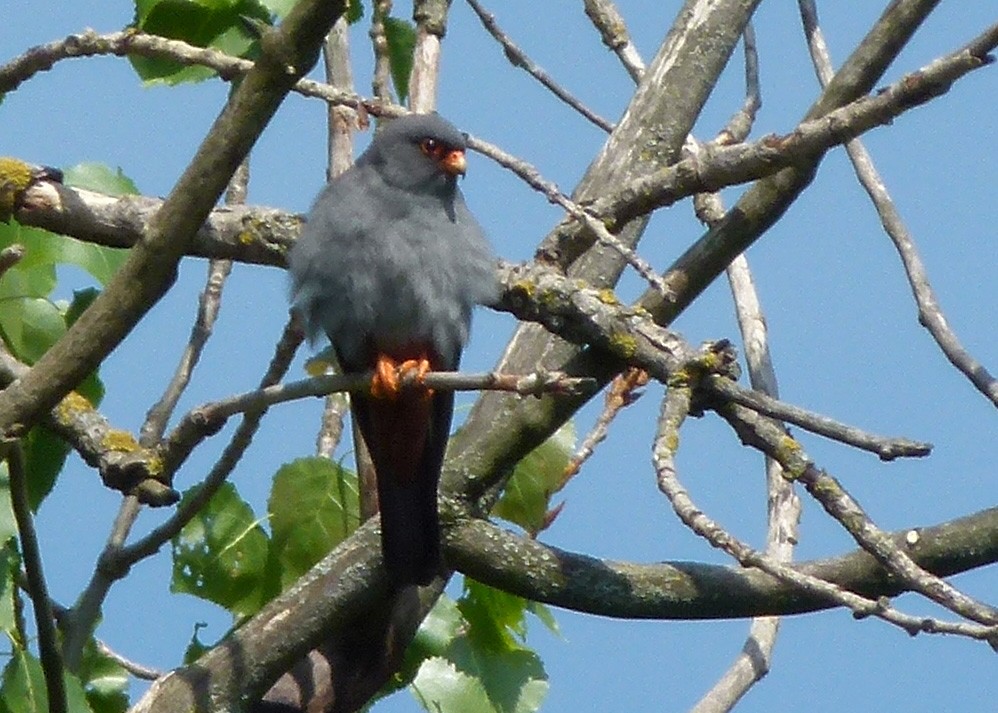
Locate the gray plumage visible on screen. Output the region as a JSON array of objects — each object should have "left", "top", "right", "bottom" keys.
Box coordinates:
[
  {"left": 288, "top": 113, "right": 498, "bottom": 585},
  {"left": 289, "top": 114, "right": 498, "bottom": 369}
]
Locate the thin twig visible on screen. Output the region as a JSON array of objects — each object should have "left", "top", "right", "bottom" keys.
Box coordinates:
[
  {"left": 113, "top": 318, "right": 302, "bottom": 567},
  {"left": 95, "top": 639, "right": 163, "bottom": 681},
  {"left": 799, "top": 0, "right": 998, "bottom": 407},
  {"left": 691, "top": 48, "right": 801, "bottom": 702},
  {"left": 715, "top": 22, "right": 761, "bottom": 145},
  {"left": 7, "top": 443, "right": 67, "bottom": 713},
  {"left": 466, "top": 135, "right": 671, "bottom": 298},
  {"left": 183, "top": 368, "right": 598, "bottom": 431},
  {"left": 798, "top": 465, "right": 998, "bottom": 625},
  {"left": 706, "top": 375, "right": 932, "bottom": 460},
  {"left": 561, "top": 368, "right": 648, "bottom": 487},
  {"left": 713, "top": 400, "right": 998, "bottom": 643},
  {"left": 466, "top": 0, "right": 614, "bottom": 132},
  {"left": 324, "top": 16, "right": 358, "bottom": 179},
  {"left": 582, "top": 0, "right": 646, "bottom": 82},
  {"left": 319, "top": 19, "right": 357, "bottom": 460},
  {"left": 653, "top": 406, "right": 998, "bottom": 644}
]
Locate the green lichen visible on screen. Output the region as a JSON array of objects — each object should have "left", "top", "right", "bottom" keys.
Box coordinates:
[
  {"left": 608, "top": 331, "right": 637, "bottom": 359},
  {"left": 775, "top": 436, "right": 807, "bottom": 478},
  {"left": 666, "top": 367, "right": 692, "bottom": 389}
]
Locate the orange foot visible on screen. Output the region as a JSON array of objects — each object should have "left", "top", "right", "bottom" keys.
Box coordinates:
[{"left": 371, "top": 355, "right": 433, "bottom": 400}]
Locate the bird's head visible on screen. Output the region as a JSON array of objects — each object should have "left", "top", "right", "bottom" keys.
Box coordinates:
[{"left": 361, "top": 113, "right": 470, "bottom": 195}]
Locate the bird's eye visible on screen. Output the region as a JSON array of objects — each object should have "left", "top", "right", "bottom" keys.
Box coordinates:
[{"left": 419, "top": 138, "right": 443, "bottom": 159}]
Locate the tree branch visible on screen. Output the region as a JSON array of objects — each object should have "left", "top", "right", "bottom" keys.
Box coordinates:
[
  {"left": 798, "top": 0, "right": 998, "bottom": 408},
  {"left": 466, "top": 0, "right": 614, "bottom": 132},
  {"left": 0, "top": 1, "right": 348, "bottom": 439},
  {"left": 6, "top": 443, "right": 67, "bottom": 713}
]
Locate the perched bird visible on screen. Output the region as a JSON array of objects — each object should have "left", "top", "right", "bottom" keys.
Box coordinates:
[{"left": 288, "top": 113, "right": 498, "bottom": 586}]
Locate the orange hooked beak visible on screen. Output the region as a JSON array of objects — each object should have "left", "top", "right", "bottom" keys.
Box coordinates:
[{"left": 439, "top": 148, "right": 467, "bottom": 177}]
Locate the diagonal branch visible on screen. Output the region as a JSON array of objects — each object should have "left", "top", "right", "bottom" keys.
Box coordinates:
[
  {"left": 798, "top": 0, "right": 998, "bottom": 407},
  {"left": 466, "top": 0, "right": 614, "bottom": 132},
  {"left": 0, "top": 1, "right": 348, "bottom": 440}
]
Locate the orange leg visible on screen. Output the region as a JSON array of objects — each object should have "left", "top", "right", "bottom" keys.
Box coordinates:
[
  {"left": 371, "top": 355, "right": 433, "bottom": 399},
  {"left": 372, "top": 355, "right": 401, "bottom": 399}
]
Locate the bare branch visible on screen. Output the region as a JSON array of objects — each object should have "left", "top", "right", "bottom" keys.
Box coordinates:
[
  {"left": 798, "top": 466, "right": 998, "bottom": 625},
  {"left": 466, "top": 0, "right": 614, "bottom": 132},
  {"left": 706, "top": 375, "right": 932, "bottom": 460},
  {"left": 714, "top": 401, "right": 998, "bottom": 632},
  {"left": 714, "top": 22, "right": 761, "bottom": 145},
  {"left": 6, "top": 443, "right": 67, "bottom": 713},
  {"left": 114, "top": 318, "right": 302, "bottom": 570},
  {"left": 370, "top": 1, "right": 395, "bottom": 103},
  {"left": 409, "top": 0, "right": 450, "bottom": 112},
  {"left": 94, "top": 640, "right": 163, "bottom": 682},
  {"left": 562, "top": 368, "right": 649, "bottom": 487},
  {"left": 799, "top": 0, "right": 998, "bottom": 407},
  {"left": 582, "top": 0, "right": 646, "bottom": 82},
  {"left": 0, "top": 1, "right": 349, "bottom": 440},
  {"left": 446, "top": 509, "right": 998, "bottom": 636},
  {"left": 467, "top": 137, "right": 672, "bottom": 297}
]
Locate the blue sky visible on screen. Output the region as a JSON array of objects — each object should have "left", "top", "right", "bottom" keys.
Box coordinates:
[{"left": 3, "top": 2, "right": 996, "bottom": 711}]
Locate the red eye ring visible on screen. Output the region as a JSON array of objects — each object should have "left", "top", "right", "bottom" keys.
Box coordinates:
[{"left": 419, "top": 138, "right": 442, "bottom": 158}]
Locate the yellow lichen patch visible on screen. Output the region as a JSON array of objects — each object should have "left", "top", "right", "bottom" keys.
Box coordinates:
[
  {"left": 144, "top": 453, "right": 165, "bottom": 478},
  {"left": 608, "top": 331, "right": 637, "bottom": 359},
  {"left": 775, "top": 436, "right": 807, "bottom": 478},
  {"left": 0, "top": 157, "right": 34, "bottom": 222},
  {"left": 666, "top": 367, "right": 692, "bottom": 389},
  {"left": 660, "top": 430, "right": 680, "bottom": 453},
  {"left": 596, "top": 288, "right": 619, "bottom": 305},
  {"left": 53, "top": 391, "right": 95, "bottom": 423},
  {"left": 103, "top": 428, "right": 140, "bottom": 453},
  {"left": 238, "top": 229, "right": 256, "bottom": 245},
  {"left": 538, "top": 288, "right": 563, "bottom": 310},
  {"left": 512, "top": 280, "right": 535, "bottom": 299}
]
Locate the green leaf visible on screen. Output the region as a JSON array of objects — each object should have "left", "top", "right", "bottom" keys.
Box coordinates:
[
  {"left": 0, "top": 650, "right": 93, "bottom": 713},
  {"left": 446, "top": 639, "right": 548, "bottom": 713},
  {"left": 267, "top": 457, "right": 360, "bottom": 590},
  {"left": 0, "top": 540, "right": 20, "bottom": 638},
  {"left": 459, "top": 579, "right": 528, "bottom": 653},
  {"left": 259, "top": 0, "right": 301, "bottom": 20},
  {"left": 171, "top": 483, "right": 271, "bottom": 618},
  {"left": 493, "top": 422, "right": 575, "bottom": 535},
  {"left": 403, "top": 582, "right": 550, "bottom": 713},
  {"left": 525, "top": 601, "right": 560, "bottom": 637},
  {"left": 412, "top": 657, "right": 494, "bottom": 713},
  {"left": 78, "top": 640, "right": 129, "bottom": 713},
  {"left": 0, "top": 648, "right": 45, "bottom": 713},
  {"left": 130, "top": 0, "right": 272, "bottom": 84},
  {"left": 347, "top": 0, "right": 364, "bottom": 24},
  {"left": 62, "top": 163, "right": 138, "bottom": 197},
  {"left": 0, "top": 468, "right": 17, "bottom": 546},
  {"left": 0, "top": 297, "right": 64, "bottom": 366},
  {"left": 181, "top": 622, "right": 213, "bottom": 665},
  {"left": 22, "top": 425, "right": 70, "bottom": 511},
  {"left": 65, "top": 289, "right": 106, "bottom": 405},
  {"left": 383, "top": 16, "right": 416, "bottom": 103}
]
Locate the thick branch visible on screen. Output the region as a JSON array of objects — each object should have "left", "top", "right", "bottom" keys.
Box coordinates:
[
  {"left": 445, "top": 508, "right": 998, "bottom": 624},
  {"left": 0, "top": 2, "right": 348, "bottom": 438}
]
